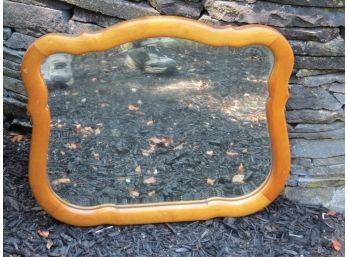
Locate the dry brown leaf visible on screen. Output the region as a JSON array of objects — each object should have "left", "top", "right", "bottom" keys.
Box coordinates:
[
  {"left": 174, "top": 143, "right": 185, "bottom": 151},
  {"left": 332, "top": 239, "right": 342, "bottom": 251},
  {"left": 10, "top": 133, "right": 24, "bottom": 143},
  {"left": 206, "top": 150, "right": 214, "bottom": 156},
  {"left": 135, "top": 165, "right": 142, "bottom": 175},
  {"left": 146, "top": 120, "right": 154, "bottom": 126},
  {"left": 71, "top": 92, "right": 79, "bottom": 96},
  {"left": 93, "top": 153, "right": 100, "bottom": 160},
  {"left": 60, "top": 150, "right": 65, "bottom": 156},
  {"left": 130, "top": 191, "right": 140, "bottom": 197},
  {"left": 149, "top": 137, "right": 172, "bottom": 146},
  {"left": 128, "top": 104, "right": 139, "bottom": 111},
  {"left": 94, "top": 128, "right": 101, "bottom": 135},
  {"left": 38, "top": 229, "right": 49, "bottom": 238},
  {"left": 207, "top": 178, "right": 215, "bottom": 186},
  {"left": 64, "top": 143, "right": 79, "bottom": 150},
  {"left": 242, "top": 148, "right": 248, "bottom": 153},
  {"left": 148, "top": 191, "right": 156, "bottom": 196},
  {"left": 226, "top": 151, "right": 238, "bottom": 157},
  {"left": 232, "top": 174, "right": 245, "bottom": 184},
  {"left": 51, "top": 177, "right": 71, "bottom": 186},
  {"left": 46, "top": 239, "right": 54, "bottom": 250},
  {"left": 144, "top": 176, "right": 156, "bottom": 185},
  {"left": 326, "top": 210, "right": 337, "bottom": 217},
  {"left": 238, "top": 163, "right": 245, "bottom": 174}
]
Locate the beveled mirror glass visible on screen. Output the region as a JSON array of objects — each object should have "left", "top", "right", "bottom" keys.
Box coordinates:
[
  {"left": 22, "top": 17, "right": 293, "bottom": 225},
  {"left": 44, "top": 39, "right": 274, "bottom": 206}
]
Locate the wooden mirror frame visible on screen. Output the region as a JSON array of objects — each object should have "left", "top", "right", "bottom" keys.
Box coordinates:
[{"left": 21, "top": 16, "right": 294, "bottom": 226}]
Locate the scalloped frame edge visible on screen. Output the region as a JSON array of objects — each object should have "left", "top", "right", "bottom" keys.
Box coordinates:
[{"left": 21, "top": 16, "right": 294, "bottom": 226}]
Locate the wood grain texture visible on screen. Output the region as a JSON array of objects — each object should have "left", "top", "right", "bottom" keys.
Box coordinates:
[{"left": 21, "top": 16, "right": 294, "bottom": 226}]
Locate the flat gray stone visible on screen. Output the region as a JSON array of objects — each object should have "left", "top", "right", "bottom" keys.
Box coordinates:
[
  {"left": 290, "top": 37, "right": 344, "bottom": 57},
  {"left": 286, "top": 109, "right": 344, "bottom": 124},
  {"left": 312, "top": 156, "right": 345, "bottom": 166},
  {"left": 287, "top": 84, "right": 342, "bottom": 111},
  {"left": 289, "top": 127, "right": 344, "bottom": 140},
  {"left": 5, "top": 32, "right": 36, "bottom": 50},
  {"left": 295, "top": 56, "right": 345, "bottom": 70},
  {"left": 291, "top": 73, "right": 345, "bottom": 87},
  {"left": 283, "top": 186, "right": 344, "bottom": 213},
  {"left": 4, "top": 67, "right": 21, "bottom": 80},
  {"left": 4, "top": 1, "right": 70, "bottom": 34},
  {"left": 4, "top": 47, "right": 25, "bottom": 64},
  {"left": 68, "top": 20, "right": 103, "bottom": 34},
  {"left": 72, "top": 7, "right": 122, "bottom": 28},
  {"left": 204, "top": 0, "right": 344, "bottom": 27},
  {"left": 295, "top": 69, "right": 338, "bottom": 78},
  {"left": 328, "top": 83, "right": 345, "bottom": 93},
  {"left": 58, "top": 0, "right": 159, "bottom": 19},
  {"left": 262, "top": 0, "right": 344, "bottom": 7},
  {"left": 9, "top": 0, "right": 73, "bottom": 9},
  {"left": 297, "top": 175, "right": 344, "bottom": 188},
  {"left": 198, "top": 14, "right": 224, "bottom": 25},
  {"left": 290, "top": 139, "right": 344, "bottom": 158},
  {"left": 4, "top": 59, "right": 21, "bottom": 71},
  {"left": 288, "top": 122, "right": 344, "bottom": 133},
  {"left": 291, "top": 158, "right": 312, "bottom": 168},
  {"left": 4, "top": 76, "right": 27, "bottom": 96},
  {"left": 149, "top": 0, "right": 203, "bottom": 18},
  {"left": 333, "top": 93, "right": 345, "bottom": 105},
  {"left": 3, "top": 27, "right": 12, "bottom": 41},
  {"left": 277, "top": 27, "right": 340, "bottom": 43},
  {"left": 307, "top": 164, "right": 345, "bottom": 176},
  {"left": 3, "top": 90, "right": 27, "bottom": 118}
]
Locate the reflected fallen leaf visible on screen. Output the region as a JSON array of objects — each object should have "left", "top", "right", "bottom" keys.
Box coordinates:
[
  {"left": 207, "top": 178, "right": 215, "bottom": 186},
  {"left": 128, "top": 104, "right": 139, "bottom": 111},
  {"left": 148, "top": 191, "right": 156, "bottom": 196},
  {"left": 238, "top": 163, "right": 245, "bottom": 174},
  {"left": 130, "top": 191, "right": 140, "bottom": 197},
  {"left": 46, "top": 239, "right": 54, "bottom": 250},
  {"left": 206, "top": 150, "right": 214, "bottom": 156},
  {"left": 135, "top": 165, "right": 142, "bottom": 175},
  {"left": 332, "top": 239, "right": 342, "bottom": 251},
  {"left": 232, "top": 174, "right": 245, "bottom": 184},
  {"left": 37, "top": 229, "right": 49, "bottom": 238},
  {"left": 226, "top": 151, "right": 238, "bottom": 157},
  {"left": 51, "top": 177, "right": 71, "bottom": 186},
  {"left": 144, "top": 176, "right": 156, "bottom": 185}
]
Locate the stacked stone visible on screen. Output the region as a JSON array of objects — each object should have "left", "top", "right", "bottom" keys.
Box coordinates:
[{"left": 3, "top": 0, "right": 345, "bottom": 211}]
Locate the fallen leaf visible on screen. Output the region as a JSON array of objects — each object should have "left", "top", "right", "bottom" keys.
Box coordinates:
[
  {"left": 100, "top": 102, "right": 109, "bottom": 108},
  {"left": 326, "top": 210, "right": 337, "bottom": 217},
  {"left": 174, "top": 143, "right": 185, "bottom": 150},
  {"left": 130, "top": 191, "right": 140, "bottom": 197},
  {"left": 94, "top": 128, "right": 101, "bottom": 135},
  {"left": 60, "top": 150, "right": 65, "bottom": 156},
  {"left": 91, "top": 77, "right": 97, "bottom": 82},
  {"left": 149, "top": 137, "right": 172, "bottom": 146},
  {"left": 135, "top": 165, "right": 142, "bottom": 175},
  {"left": 10, "top": 133, "right": 24, "bottom": 143},
  {"left": 38, "top": 229, "right": 49, "bottom": 238},
  {"left": 51, "top": 177, "right": 71, "bottom": 186},
  {"left": 238, "top": 163, "right": 245, "bottom": 174},
  {"left": 332, "top": 239, "right": 342, "bottom": 251},
  {"left": 71, "top": 92, "right": 79, "bottom": 96},
  {"left": 128, "top": 104, "right": 139, "bottom": 111},
  {"left": 226, "top": 151, "right": 238, "bottom": 157},
  {"left": 148, "top": 191, "right": 156, "bottom": 196},
  {"left": 93, "top": 153, "right": 100, "bottom": 160},
  {"left": 206, "top": 150, "right": 214, "bottom": 156},
  {"left": 46, "top": 239, "right": 54, "bottom": 250},
  {"left": 207, "top": 178, "right": 215, "bottom": 186},
  {"left": 144, "top": 176, "right": 156, "bottom": 185},
  {"left": 146, "top": 120, "right": 154, "bottom": 126},
  {"left": 242, "top": 148, "right": 248, "bottom": 153},
  {"left": 232, "top": 174, "right": 245, "bottom": 184},
  {"left": 64, "top": 143, "right": 79, "bottom": 150}
]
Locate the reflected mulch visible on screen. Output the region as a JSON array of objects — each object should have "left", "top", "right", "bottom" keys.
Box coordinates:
[{"left": 3, "top": 130, "right": 345, "bottom": 257}]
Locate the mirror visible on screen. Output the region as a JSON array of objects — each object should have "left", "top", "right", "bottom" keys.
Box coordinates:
[{"left": 42, "top": 38, "right": 274, "bottom": 206}]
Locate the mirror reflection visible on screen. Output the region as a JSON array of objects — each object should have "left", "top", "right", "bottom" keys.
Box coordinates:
[{"left": 43, "top": 38, "right": 274, "bottom": 206}]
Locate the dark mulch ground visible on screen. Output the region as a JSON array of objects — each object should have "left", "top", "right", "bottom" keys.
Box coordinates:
[
  {"left": 47, "top": 40, "right": 273, "bottom": 206},
  {"left": 3, "top": 130, "right": 345, "bottom": 257}
]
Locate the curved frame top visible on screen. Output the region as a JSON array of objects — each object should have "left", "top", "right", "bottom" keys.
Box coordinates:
[{"left": 21, "top": 16, "right": 294, "bottom": 226}]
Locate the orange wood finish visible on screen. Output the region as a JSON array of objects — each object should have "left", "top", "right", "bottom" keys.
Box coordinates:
[{"left": 21, "top": 16, "right": 294, "bottom": 226}]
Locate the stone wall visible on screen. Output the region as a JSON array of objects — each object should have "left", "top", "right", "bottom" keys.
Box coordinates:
[{"left": 3, "top": 0, "right": 345, "bottom": 211}]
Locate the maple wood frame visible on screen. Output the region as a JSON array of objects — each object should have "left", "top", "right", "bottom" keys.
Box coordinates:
[{"left": 21, "top": 16, "right": 294, "bottom": 226}]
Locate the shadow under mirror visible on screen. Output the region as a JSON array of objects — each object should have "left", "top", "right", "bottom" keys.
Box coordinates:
[{"left": 42, "top": 38, "right": 274, "bottom": 206}]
